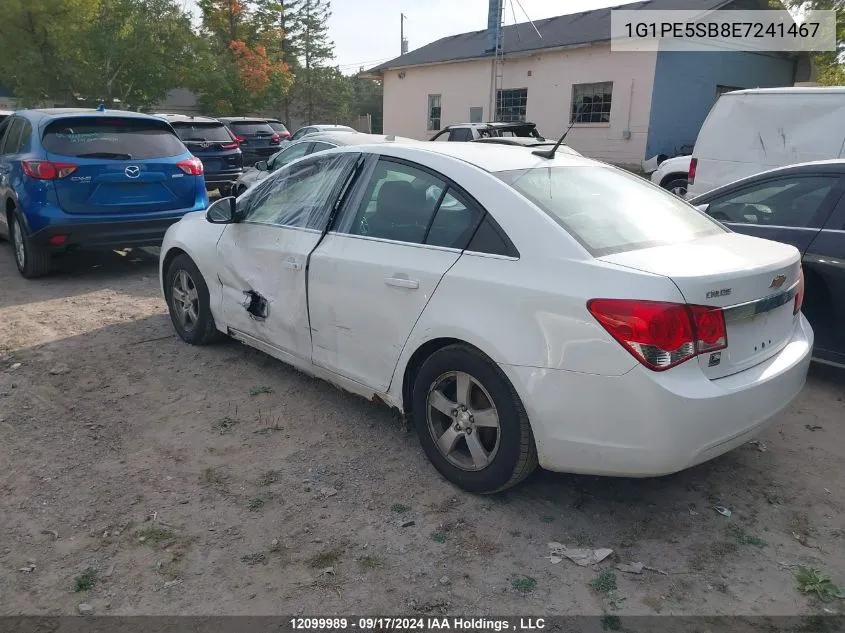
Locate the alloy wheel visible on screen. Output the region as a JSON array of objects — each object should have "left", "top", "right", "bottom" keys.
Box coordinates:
[
  {"left": 12, "top": 219, "right": 25, "bottom": 269},
  {"left": 171, "top": 269, "right": 200, "bottom": 332},
  {"left": 426, "top": 371, "right": 501, "bottom": 471}
]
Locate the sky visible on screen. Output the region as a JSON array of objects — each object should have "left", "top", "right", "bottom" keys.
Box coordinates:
[{"left": 329, "top": 0, "right": 638, "bottom": 73}]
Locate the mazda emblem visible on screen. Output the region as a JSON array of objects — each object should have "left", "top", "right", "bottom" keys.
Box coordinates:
[{"left": 125, "top": 165, "right": 141, "bottom": 179}]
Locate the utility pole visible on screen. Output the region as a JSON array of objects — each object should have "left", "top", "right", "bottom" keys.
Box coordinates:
[{"left": 400, "top": 13, "right": 408, "bottom": 55}]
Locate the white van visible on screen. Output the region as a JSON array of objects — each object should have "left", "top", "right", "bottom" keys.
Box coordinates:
[{"left": 686, "top": 87, "right": 845, "bottom": 198}]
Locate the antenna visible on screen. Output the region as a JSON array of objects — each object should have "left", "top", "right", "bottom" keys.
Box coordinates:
[
  {"left": 96, "top": 103, "right": 106, "bottom": 112},
  {"left": 532, "top": 105, "right": 582, "bottom": 159}
]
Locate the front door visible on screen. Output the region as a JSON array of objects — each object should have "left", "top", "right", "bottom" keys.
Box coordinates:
[
  {"left": 215, "top": 152, "right": 359, "bottom": 361},
  {"left": 308, "top": 156, "right": 484, "bottom": 392}
]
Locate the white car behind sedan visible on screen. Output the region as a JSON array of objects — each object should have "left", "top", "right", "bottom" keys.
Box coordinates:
[{"left": 160, "top": 142, "right": 812, "bottom": 493}]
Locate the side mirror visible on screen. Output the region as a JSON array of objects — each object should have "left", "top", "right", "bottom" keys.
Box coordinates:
[
  {"left": 206, "top": 196, "right": 238, "bottom": 224},
  {"left": 255, "top": 160, "right": 268, "bottom": 171},
  {"left": 695, "top": 203, "right": 709, "bottom": 213}
]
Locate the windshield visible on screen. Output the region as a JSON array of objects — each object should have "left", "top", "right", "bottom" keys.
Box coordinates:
[
  {"left": 172, "top": 122, "right": 232, "bottom": 142},
  {"left": 42, "top": 117, "right": 186, "bottom": 159},
  {"left": 497, "top": 166, "right": 725, "bottom": 256}
]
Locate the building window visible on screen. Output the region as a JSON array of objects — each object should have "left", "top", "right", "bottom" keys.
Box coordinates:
[
  {"left": 571, "top": 82, "right": 613, "bottom": 124},
  {"left": 715, "top": 85, "right": 742, "bottom": 99},
  {"left": 428, "top": 94, "right": 441, "bottom": 131},
  {"left": 469, "top": 107, "right": 483, "bottom": 123},
  {"left": 496, "top": 89, "right": 527, "bottom": 122}
]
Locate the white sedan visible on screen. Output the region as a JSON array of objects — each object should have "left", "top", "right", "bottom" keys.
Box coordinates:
[{"left": 160, "top": 141, "right": 813, "bottom": 493}]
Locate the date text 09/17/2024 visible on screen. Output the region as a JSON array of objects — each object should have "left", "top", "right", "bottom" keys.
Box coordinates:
[{"left": 289, "top": 617, "right": 547, "bottom": 631}]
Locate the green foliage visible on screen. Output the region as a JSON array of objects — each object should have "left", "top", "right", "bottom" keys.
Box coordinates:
[
  {"left": 74, "top": 567, "right": 98, "bottom": 592},
  {"left": 795, "top": 567, "right": 845, "bottom": 601},
  {"left": 779, "top": 0, "right": 845, "bottom": 85},
  {"left": 590, "top": 570, "right": 618, "bottom": 595}
]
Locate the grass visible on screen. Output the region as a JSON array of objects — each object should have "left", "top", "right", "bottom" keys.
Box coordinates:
[
  {"left": 511, "top": 576, "right": 537, "bottom": 593},
  {"left": 430, "top": 531, "right": 447, "bottom": 544},
  {"left": 247, "top": 496, "right": 265, "bottom": 511},
  {"left": 726, "top": 524, "right": 767, "bottom": 548},
  {"left": 240, "top": 552, "right": 266, "bottom": 566},
  {"left": 213, "top": 416, "right": 239, "bottom": 434},
  {"left": 249, "top": 386, "right": 274, "bottom": 396},
  {"left": 307, "top": 546, "right": 344, "bottom": 569},
  {"left": 136, "top": 524, "right": 174, "bottom": 544},
  {"left": 600, "top": 615, "right": 623, "bottom": 631},
  {"left": 390, "top": 503, "right": 411, "bottom": 514},
  {"left": 796, "top": 567, "right": 845, "bottom": 602},
  {"left": 358, "top": 554, "right": 384, "bottom": 569},
  {"left": 590, "top": 570, "right": 618, "bottom": 595},
  {"left": 74, "top": 567, "right": 98, "bottom": 592}
]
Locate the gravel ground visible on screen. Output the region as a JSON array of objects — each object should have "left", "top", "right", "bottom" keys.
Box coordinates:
[{"left": 0, "top": 244, "right": 843, "bottom": 617}]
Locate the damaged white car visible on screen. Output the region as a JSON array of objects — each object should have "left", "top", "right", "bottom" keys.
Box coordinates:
[{"left": 160, "top": 141, "right": 812, "bottom": 493}]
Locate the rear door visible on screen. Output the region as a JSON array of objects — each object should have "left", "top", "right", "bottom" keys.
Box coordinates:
[
  {"left": 43, "top": 116, "right": 194, "bottom": 215},
  {"left": 0, "top": 116, "right": 21, "bottom": 235},
  {"left": 308, "top": 155, "right": 484, "bottom": 391}
]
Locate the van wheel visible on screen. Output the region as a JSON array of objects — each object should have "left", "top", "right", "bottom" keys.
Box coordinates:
[
  {"left": 662, "top": 177, "right": 688, "bottom": 197},
  {"left": 411, "top": 344, "right": 538, "bottom": 494},
  {"left": 11, "top": 212, "right": 51, "bottom": 278}
]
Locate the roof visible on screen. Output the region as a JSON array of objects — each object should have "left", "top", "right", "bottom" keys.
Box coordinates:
[
  {"left": 335, "top": 140, "right": 600, "bottom": 173},
  {"left": 15, "top": 108, "right": 171, "bottom": 122},
  {"left": 312, "top": 132, "right": 417, "bottom": 146},
  {"left": 363, "top": 0, "right": 741, "bottom": 75},
  {"left": 218, "top": 117, "right": 268, "bottom": 123},
  {"left": 722, "top": 86, "right": 845, "bottom": 96},
  {"left": 307, "top": 124, "right": 356, "bottom": 131},
  {"left": 156, "top": 114, "right": 222, "bottom": 124}
]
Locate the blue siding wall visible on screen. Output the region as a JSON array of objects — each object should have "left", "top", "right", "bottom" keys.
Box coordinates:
[{"left": 645, "top": 50, "right": 794, "bottom": 159}]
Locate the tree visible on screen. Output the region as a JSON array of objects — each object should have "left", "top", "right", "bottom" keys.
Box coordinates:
[
  {"left": 283, "top": 0, "right": 335, "bottom": 124},
  {"left": 779, "top": 0, "right": 845, "bottom": 84}
]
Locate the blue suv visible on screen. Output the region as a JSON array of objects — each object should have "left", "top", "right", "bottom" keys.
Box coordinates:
[
  {"left": 156, "top": 114, "right": 243, "bottom": 196},
  {"left": 0, "top": 108, "right": 209, "bottom": 278}
]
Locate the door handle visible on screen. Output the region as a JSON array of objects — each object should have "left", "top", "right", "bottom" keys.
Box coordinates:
[
  {"left": 385, "top": 276, "right": 419, "bottom": 289},
  {"left": 285, "top": 257, "right": 302, "bottom": 271}
]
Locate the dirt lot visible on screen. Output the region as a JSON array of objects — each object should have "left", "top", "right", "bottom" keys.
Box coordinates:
[{"left": 0, "top": 243, "right": 843, "bottom": 617}]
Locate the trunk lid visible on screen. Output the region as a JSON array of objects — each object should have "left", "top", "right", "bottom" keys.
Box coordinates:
[
  {"left": 228, "top": 121, "right": 279, "bottom": 151},
  {"left": 601, "top": 232, "right": 801, "bottom": 378},
  {"left": 42, "top": 116, "right": 197, "bottom": 215}
]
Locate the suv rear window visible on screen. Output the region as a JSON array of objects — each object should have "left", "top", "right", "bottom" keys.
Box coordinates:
[
  {"left": 266, "top": 121, "right": 288, "bottom": 133},
  {"left": 228, "top": 121, "right": 275, "bottom": 135},
  {"left": 43, "top": 117, "right": 186, "bottom": 159},
  {"left": 497, "top": 166, "right": 725, "bottom": 256},
  {"left": 172, "top": 122, "right": 233, "bottom": 143}
]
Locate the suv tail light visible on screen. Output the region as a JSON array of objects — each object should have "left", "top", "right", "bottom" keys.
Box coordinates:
[
  {"left": 587, "top": 299, "right": 727, "bottom": 371},
  {"left": 281, "top": 131, "right": 291, "bottom": 139},
  {"left": 270, "top": 133, "right": 281, "bottom": 143},
  {"left": 22, "top": 160, "right": 78, "bottom": 180},
  {"left": 794, "top": 267, "right": 805, "bottom": 315},
  {"left": 177, "top": 157, "right": 204, "bottom": 176},
  {"left": 688, "top": 157, "right": 698, "bottom": 184}
]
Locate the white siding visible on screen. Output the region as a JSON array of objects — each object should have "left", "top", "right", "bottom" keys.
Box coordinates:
[{"left": 381, "top": 44, "right": 658, "bottom": 166}]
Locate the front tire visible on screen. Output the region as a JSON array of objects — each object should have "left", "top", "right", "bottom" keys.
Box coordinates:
[
  {"left": 662, "top": 177, "right": 688, "bottom": 197},
  {"left": 164, "top": 254, "right": 222, "bottom": 345},
  {"left": 411, "top": 344, "right": 538, "bottom": 494},
  {"left": 11, "top": 211, "right": 51, "bottom": 278}
]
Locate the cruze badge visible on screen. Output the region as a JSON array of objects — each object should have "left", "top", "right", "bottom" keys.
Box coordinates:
[{"left": 706, "top": 288, "right": 731, "bottom": 299}]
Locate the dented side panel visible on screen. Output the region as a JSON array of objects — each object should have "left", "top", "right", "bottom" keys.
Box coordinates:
[{"left": 216, "top": 222, "right": 322, "bottom": 361}]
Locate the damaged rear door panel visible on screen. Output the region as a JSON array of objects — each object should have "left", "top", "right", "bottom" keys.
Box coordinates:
[{"left": 215, "top": 153, "right": 359, "bottom": 361}]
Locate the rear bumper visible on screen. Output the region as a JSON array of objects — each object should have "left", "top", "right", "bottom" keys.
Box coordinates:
[
  {"left": 501, "top": 314, "right": 813, "bottom": 477},
  {"left": 204, "top": 171, "right": 243, "bottom": 187},
  {"left": 29, "top": 214, "right": 197, "bottom": 249}
]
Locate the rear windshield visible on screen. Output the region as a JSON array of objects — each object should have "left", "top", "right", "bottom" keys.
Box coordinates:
[
  {"left": 171, "top": 122, "right": 232, "bottom": 143},
  {"left": 497, "top": 166, "right": 725, "bottom": 256},
  {"left": 43, "top": 117, "right": 186, "bottom": 159},
  {"left": 266, "top": 121, "right": 288, "bottom": 133},
  {"left": 228, "top": 121, "right": 274, "bottom": 135}
]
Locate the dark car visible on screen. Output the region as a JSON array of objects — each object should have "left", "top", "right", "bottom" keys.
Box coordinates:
[
  {"left": 0, "top": 108, "right": 207, "bottom": 277},
  {"left": 158, "top": 114, "right": 243, "bottom": 196},
  {"left": 430, "top": 121, "right": 544, "bottom": 142},
  {"left": 264, "top": 119, "right": 291, "bottom": 140},
  {"left": 690, "top": 160, "right": 845, "bottom": 368},
  {"left": 218, "top": 117, "right": 282, "bottom": 164}
]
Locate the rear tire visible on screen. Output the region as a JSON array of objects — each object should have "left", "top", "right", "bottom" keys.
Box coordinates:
[
  {"left": 11, "top": 211, "right": 51, "bottom": 278},
  {"left": 411, "top": 344, "right": 538, "bottom": 494},
  {"left": 218, "top": 185, "right": 233, "bottom": 197},
  {"left": 662, "top": 177, "right": 688, "bottom": 197},
  {"left": 164, "top": 254, "right": 222, "bottom": 345}
]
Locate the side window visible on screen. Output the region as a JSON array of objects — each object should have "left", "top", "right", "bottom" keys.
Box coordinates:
[
  {"left": 0, "top": 118, "right": 24, "bottom": 154},
  {"left": 466, "top": 215, "right": 518, "bottom": 257},
  {"left": 242, "top": 153, "right": 357, "bottom": 230},
  {"left": 18, "top": 121, "right": 32, "bottom": 152},
  {"left": 425, "top": 188, "right": 483, "bottom": 249},
  {"left": 270, "top": 142, "right": 311, "bottom": 170},
  {"left": 0, "top": 119, "right": 11, "bottom": 153},
  {"left": 309, "top": 141, "right": 335, "bottom": 154},
  {"left": 707, "top": 176, "right": 839, "bottom": 228},
  {"left": 337, "top": 158, "right": 446, "bottom": 244},
  {"left": 449, "top": 128, "right": 473, "bottom": 142}
]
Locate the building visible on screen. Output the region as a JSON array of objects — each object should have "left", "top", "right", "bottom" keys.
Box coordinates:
[{"left": 362, "top": 0, "right": 810, "bottom": 168}]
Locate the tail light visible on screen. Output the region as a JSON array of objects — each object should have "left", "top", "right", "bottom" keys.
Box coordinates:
[
  {"left": 270, "top": 133, "right": 281, "bottom": 143},
  {"left": 281, "top": 131, "right": 291, "bottom": 139},
  {"left": 221, "top": 141, "right": 239, "bottom": 150},
  {"left": 794, "top": 267, "right": 805, "bottom": 315},
  {"left": 222, "top": 129, "right": 240, "bottom": 150},
  {"left": 236, "top": 134, "right": 246, "bottom": 143},
  {"left": 22, "top": 160, "right": 78, "bottom": 180},
  {"left": 587, "top": 299, "right": 727, "bottom": 371},
  {"left": 688, "top": 157, "right": 698, "bottom": 184},
  {"left": 177, "top": 157, "right": 204, "bottom": 176}
]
